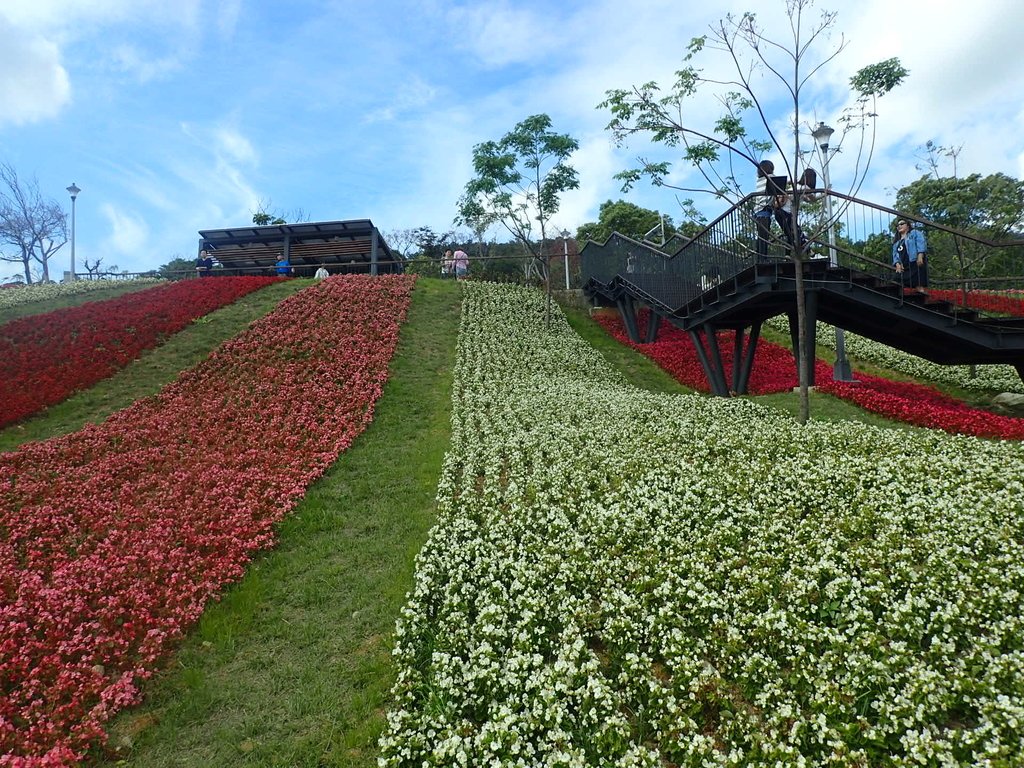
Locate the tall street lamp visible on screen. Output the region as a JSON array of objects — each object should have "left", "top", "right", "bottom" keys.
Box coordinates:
[
  {"left": 66, "top": 183, "right": 81, "bottom": 282},
  {"left": 811, "top": 122, "right": 854, "bottom": 382},
  {"left": 560, "top": 229, "right": 571, "bottom": 290}
]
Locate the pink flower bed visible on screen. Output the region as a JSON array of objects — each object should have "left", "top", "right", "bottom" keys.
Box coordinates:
[
  {"left": 0, "top": 277, "right": 282, "bottom": 429},
  {"left": 595, "top": 309, "right": 1024, "bottom": 439},
  {"left": 0, "top": 274, "right": 415, "bottom": 764}
]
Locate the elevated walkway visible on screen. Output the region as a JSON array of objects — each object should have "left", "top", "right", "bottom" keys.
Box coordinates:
[{"left": 582, "top": 193, "right": 1024, "bottom": 396}]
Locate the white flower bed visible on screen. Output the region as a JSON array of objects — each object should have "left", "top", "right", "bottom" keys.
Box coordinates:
[
  {"left": 0, "top": 278, "right": 163, "bottom": 312},
  {"left": 768, "top": 317, "right": 1024, "bottom": 394},
  {"left": 380, "top": 282, "right": 1024, "bottom": 766}
]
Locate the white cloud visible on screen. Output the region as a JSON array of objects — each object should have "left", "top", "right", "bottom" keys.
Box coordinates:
[
  {"left": 364, "top": 76, "right": 439, "bottom": 124},
  {"left": 214, "top": 125, "right": 258, "bottom": 166},
  {"left": 100, "top": 203, "right": 149, "bottom": 258},
  {"left": 108, "top": 43, "right": 188, "bottom": 83},
  {"left": 448, "top": 2, "right": 558, "bottom": 67},
  {"left": 0, "top": 19, "right": 70, "bottom": 125}
]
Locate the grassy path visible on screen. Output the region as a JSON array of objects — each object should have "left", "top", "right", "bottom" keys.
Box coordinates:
[{"left": 94, "top": 278, "right": 461, "bottom": 767}]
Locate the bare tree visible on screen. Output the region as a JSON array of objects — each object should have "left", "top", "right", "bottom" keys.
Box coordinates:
[
  {"left": 601, "top": 1, "right": 906, "bottom": 423},
  {"left": 83, "top": 258, "right": 105, "bottom": 278},
  {"left": 383, "top": 228, "right": 420, "bottom": 260},
  {"left": 0, "top": 163, "right": 69, "bottom": 284}
]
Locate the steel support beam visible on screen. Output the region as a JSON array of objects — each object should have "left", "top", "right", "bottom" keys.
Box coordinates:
[
  {"left": 733, "top": 321, "right": 762, "bottom": 395},
  {"left": 617, "top": 295, "right": 641, "bottom": 343},
  {"left": 645, "top": 310, "right": 661, "bottom": 343}
]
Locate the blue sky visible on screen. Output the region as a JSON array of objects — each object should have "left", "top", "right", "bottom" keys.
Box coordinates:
[{"left": 2, "top": 0, "right": 1023, "bottom": 277}]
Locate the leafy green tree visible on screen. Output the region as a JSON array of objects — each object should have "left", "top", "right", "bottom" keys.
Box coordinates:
[
  {"left": 576, "top": 200, "right": 677, "bottom": 244},
  {"left": 250, "top": 198, "right": 307, "bottom": 226},
  {"left": 157, "top": 256, "right": 196, "bottom": 280},
  {"left": 897, "top": 163, "right": 1024, "bottom": 381},
  {"left": 457, "top": 113, "right": 579, "bottom": 324},
  {"left": 895, "top": 172, "right": 1024, "bottom": 287},
  {"left": 897, "top": 175, "right": 1024, "bottom": 286},
  {"left": 252, "top": 211, "right": 285, "bottom": 226},
  {"left": 383, "top": 228, "right": 418, "bottom": 260},
  {"left": 398, "top": 226, "right": 454, "bottom": 277},
  {"left": 599, "top": 2, "right": 906, "bottom": 424}
]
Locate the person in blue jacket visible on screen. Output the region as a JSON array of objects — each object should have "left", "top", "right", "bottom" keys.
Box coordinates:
[
  {"left": 275, "top": 256, "right": 294, "bottom": 276},
  {"left": 892, "top": 219, "right": 928, "bottom": 289}
]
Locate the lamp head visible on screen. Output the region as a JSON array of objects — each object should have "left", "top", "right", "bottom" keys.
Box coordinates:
[
  {"left": 811, "top": 121, "right": 835, "bottom": 151},
  {"left": 66, "top": 183, "right": 81, "bottom": 199}
]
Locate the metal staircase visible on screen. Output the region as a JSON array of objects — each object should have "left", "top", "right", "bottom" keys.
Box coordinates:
[{"left": 581, "top": 192, "right": 1024, "bottom": 396}]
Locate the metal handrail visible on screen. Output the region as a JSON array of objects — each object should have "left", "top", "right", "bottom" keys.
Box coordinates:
[{"left": 582, "top": 190, "right": 1024, "bottom": 320}]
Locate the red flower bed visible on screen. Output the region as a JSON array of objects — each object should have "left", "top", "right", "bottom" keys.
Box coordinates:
[
  {"left": 0, "top": 277, "right": 281, "bottom": 429},
  {"left": 593, "top": 310, "right": 796, "bottom": 394},
  {"left": 926, "top": 289, "right": 1024, "bottom": 317},
  {"left": 818, "top": 372, "right": 1024, "bottom": 439},
  {"left": 595, "top": 309, "right": 1024, "bottom": 439},
  {"left": 0, "top": 274, "right": 415, "bottom": 764}
]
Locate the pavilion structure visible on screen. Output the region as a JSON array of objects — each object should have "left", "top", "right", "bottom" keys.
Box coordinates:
[{"left": 197, "top": 219, "right": 400, "bottom": 277}]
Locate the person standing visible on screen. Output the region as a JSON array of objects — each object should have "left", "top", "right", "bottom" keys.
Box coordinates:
[
  {"left": 453, "top": 249, "right": 470, "bottom": 280},
  {"left": 773, "top": 168, "right": 816, "bottom": 256},
  {"left": 892, "top": 219, "right": 928, "bottom": 290},
  {"left": 195, "top": 249, "right": 213, "bottom": 277},
  {"left": 275, "top": 255, "right": 294, "bottom": 276}
]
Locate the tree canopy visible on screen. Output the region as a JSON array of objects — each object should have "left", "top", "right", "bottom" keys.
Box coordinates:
[
  {"left": 457, "top": 113, "right": 579, "bottom": 277},
  {"left": 896, "top": 173, "right": 1024, "bottom": 238},
  {"left": 896, "top": 172, "right": 1024, "bottom": 284},
  {"left": 576, "top": 200, "right": 677, "bottom": 245}
]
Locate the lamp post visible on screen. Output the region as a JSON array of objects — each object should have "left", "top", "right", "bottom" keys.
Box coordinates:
[
  {"left": 66, "top": 183, "right": 80, "bottom": 282},
  {"left": 560, "top": 229, "right": 571, "bottom": 290},
  {"left": 811, "top": 122, "right": 854, "bottom": 382}
]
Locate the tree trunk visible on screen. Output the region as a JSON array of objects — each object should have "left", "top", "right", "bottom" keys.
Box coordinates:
[
  {"left": 794, "top": 258, "right": 810, "bottom": 425},
  {"left": 791, "top": 205, "right": 809, "bottom": 425}
]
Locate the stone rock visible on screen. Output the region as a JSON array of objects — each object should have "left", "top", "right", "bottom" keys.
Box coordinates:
[{"left": 990, "top": 392, "right": 1024, "bottom": 416}]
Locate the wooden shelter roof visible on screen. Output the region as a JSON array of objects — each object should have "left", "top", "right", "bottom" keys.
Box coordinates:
[{"left": 198, "top": 219, "right": 400, "bottom": 274}]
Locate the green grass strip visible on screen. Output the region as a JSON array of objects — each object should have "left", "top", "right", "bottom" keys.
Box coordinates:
[
  {"left": 94, "top": 277, "right": 461, "bottom": 767},
  {"left": 0, "top": 281, "right": 307, "bottom": 452}
]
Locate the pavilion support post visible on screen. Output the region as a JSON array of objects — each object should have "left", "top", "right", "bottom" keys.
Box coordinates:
[{"left": 370, "top": 230, "right": 379, "bottom": 276}]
